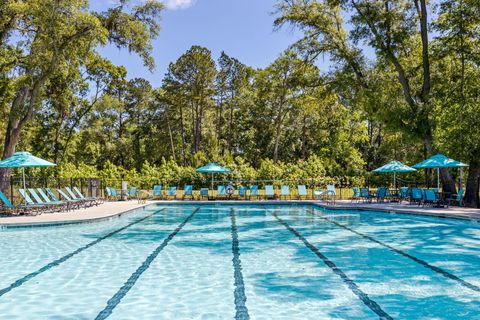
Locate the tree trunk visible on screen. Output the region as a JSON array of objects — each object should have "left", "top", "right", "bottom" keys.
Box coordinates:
[{"left": 464, "top": 160, "right": 480, "bottom": 208}]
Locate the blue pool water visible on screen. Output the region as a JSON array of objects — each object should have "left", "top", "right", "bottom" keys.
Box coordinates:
[{"left": 0, "top": 204, "right": 479, "bottom": 319}]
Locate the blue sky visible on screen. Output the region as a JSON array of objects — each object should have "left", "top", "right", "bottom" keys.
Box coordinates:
[{"left": 92, "top": 0, "right": 304, "bottom": 88}]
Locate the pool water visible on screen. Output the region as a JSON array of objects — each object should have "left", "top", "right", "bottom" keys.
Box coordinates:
[{"left": 0, "top": 204, "right": 479, "bottom": 319}]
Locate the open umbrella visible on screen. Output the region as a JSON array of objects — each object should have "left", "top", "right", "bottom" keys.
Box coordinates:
[
  {"left": 412, "top": 154, "right": 468, "bottom": 189},
  {"left": 373, "top": 160, "right": 416, "bottom": 190},
  {"left": 0, "top": 152, "right": 56, "bottom": 191},
  {"left": 196, "top": 163, "right": 231, "bottom": 190}
]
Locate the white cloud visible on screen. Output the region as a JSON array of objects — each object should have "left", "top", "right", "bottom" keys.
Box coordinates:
[{"left": 163, "top": 0, "right": 196, "bottom": 10}]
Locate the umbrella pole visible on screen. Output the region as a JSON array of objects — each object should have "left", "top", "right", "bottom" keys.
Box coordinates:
[
  {"left": 394, "top": 172, "right": 396, "bottom": 191},
  {"left": 22, "top": 167, "right": 26, "bottom": 191},
  {"left": 437, "top": 168, "right": 440, "bottom": 190}
]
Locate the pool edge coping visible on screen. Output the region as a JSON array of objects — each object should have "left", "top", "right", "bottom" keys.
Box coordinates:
[{"left": 1, "top": 200, "right": 478, "bottom": 228}]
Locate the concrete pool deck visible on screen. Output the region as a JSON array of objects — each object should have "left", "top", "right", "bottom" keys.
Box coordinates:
[{"left": 1, "top": 199, "right": 480, "bottom": 227}]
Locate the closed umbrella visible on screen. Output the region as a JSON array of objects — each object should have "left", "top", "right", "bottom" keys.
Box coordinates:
[
  {"left": 0, "top": 152, "right": 56, "bottom": 191},
  {"left": 412, "top": 154, "right": 468, "bottom": 189},
  {"left": 196, "top": 163, "right": 231, "bottom": 190},
  {"left": 373, "top": 160, "right": 416, "bottom": 190}
]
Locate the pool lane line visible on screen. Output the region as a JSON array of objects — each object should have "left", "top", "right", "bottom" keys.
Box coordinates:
[
  {"left": 308, "top": 208, "right": 480, "bottom": 293},
  {"left": 272, "top": 212, "right": 393, "bottom": 320},
  {"left": 95, "top": 207, "right": 201, "bottom": 320},
  {"left": 230, "top": 209, "right": 250, "bottom": 320},
  {"left": 0, "top": 208, "right": 165, "bottom": 299}
]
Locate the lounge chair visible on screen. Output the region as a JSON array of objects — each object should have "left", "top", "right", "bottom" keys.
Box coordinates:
[
  {"left": 28, "top": 188, "right": 64, "bottom": 212},
  {"left": 0, "top": 190, "right": 33, "bottom": 215},
  {"left": 446, "top": 188, "right": 465, "bottom": 207},
  {"left": 106, "top": 187, "right": 121, "bottom": 201},
  {"left": 37, "top": 188, "right": 69, "bottom": 210},
  {"left": 265, "top": 185, "right": 275, "bottom": 200},
  {"left": 19, "top": 188, "right": 50, "bottom": 213},
  {"left": 238, "top": 186, "right": 247, "bottom": 199},
  {"left": 249, "top": 185, "right": 259, "bottom": 200},
  {"left": 297, "top": 185, "right": 307, "bottom": 199},
  {"left": 73, "top": 186, "right": 102, "bottom": 205},
  {"left": 183, "top": 185, "right": 193, "bottom": 200},
  {"left": 167, "top": 187, "right": 177, "bottom": 199},
  {"left": 153, "top": 185, "right": 163, "bottom": 199},
  {"left": 56, "top": 189, "right": 85, "bottom": 209},
  {"left": 66, "top": 187, "right": 95, "bottom": 207},
  {"left": 200, "top": 188, "right": 209, "bottom": 200},
  {"left": 351, "top": 187, "right": 360, "bottom": 203},
  {"left": 217, "top": 185, "right": 226, "bottom": 199}
]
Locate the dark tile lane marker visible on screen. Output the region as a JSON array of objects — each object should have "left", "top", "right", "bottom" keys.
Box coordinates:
[
  {"left": 95, "top": 207, "right": 200, "bottom": 320},
  {"left": 0, "top": 208, "right": 165, "bottom": 299},
  {"left": 308, "top": 208, "right": 480, "bottom": 293},
  {"left": 230, "top": 209, "right": 250, "bottom": 320},
  {"left": 273, "top": 212, "right": 393, "bottom": 320}
]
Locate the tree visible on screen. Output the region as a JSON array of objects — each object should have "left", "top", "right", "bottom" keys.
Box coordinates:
[{"left": 0, "top": 0, "right": 163, "bottom": 184}]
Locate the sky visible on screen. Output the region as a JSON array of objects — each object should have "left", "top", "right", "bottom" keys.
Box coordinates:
[{"left": 91, "top": 0, "right": 305, "bottom": 88}]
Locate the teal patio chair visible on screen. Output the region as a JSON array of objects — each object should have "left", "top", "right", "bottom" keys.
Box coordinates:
[
  {"left": 399, "top": 187, "right": 409, "bottom": 202},
  {"left": 37, "top": 188, "right": 68, "bottom": 210},
  {"left": 28, "top": 188, "right": 63, "bottom": 212},
  {"left": 249, "top": 185, "right": 259, "bottom": 200},
  {"left": 200, "top": 188, "right": 209, "bottom": 200},
  {"left": 265, "top": 185, "right": 275, "bottom": 200},
  {"left": 19, "top": 189, "right": 47, "bottom": 213},
  {"left": 375, "top": 187, "right": 387, "bottom": 202},
  {"left": 183, "top": 185, "right": 193, "bottom": 200},
  {"left": 56, "top": 189, "right": 84, "bottom": 209},
  {"left": 66, "top": 187, "right": 94, "bottom": 207},
  {"left": 360, "top": 188, "right": 372, "bottom": 203},
  {"left": 297, "top": 185, "right": 307, "bottom": 199},
  {"left": 73, "top": 186, "right": 101, "bottom": 205},
  {"left": 168, "top": 187, "right": 177, "bottom": 199},
  {"left": 423, "top": 189, "right": 441, "bottom": 207},
  {"left": 217, "top": 185, "right": 226, "bottom": 199},
  {"left": 410, "top": 188, "right": 423, "bottom": 205},
  {"left": 153, "top": 185, "right": 162, "bottom": 199},
  {"left": 281, "top": 185, "right": 290, "bottom": 199},
  {"left": 238, "top": 186, "right": 247, "bottom": 199},
  {"left": 352, "top": 187, "right": 360, "bottom": 203},
  {"left": 447, "top": 188, "right": 465, "bottom": 207},
  {"left": 0, "top": 190, "right": 34, "bottom": 215},
  {"left": 128, "top": 187, "right": 138, "bottom": 200}
]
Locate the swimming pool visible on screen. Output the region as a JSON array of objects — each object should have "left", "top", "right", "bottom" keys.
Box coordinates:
[{"left": 0, "top": 204, "right": 479, "bottom": 319}]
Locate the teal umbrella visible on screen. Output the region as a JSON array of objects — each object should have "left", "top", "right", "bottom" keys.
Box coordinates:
[
  {"left": 373, "top": 160, "right": 416, "bottom": 189},
  {"left": 412, "top": 154, "right": 468, "bottom": 189},
  {"left": 0, "top": 152, "right": 56, "bottom": 191},
  {"left": 196, "top": 163, "right": 231, "bottom": 190}
]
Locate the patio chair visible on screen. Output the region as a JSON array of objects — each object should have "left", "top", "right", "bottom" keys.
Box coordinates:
[
  {"left": 217, "top": 185, "right": 226, "bottom": 199},
  {"left": 423, "top": 189, "right": 442, "bottom": 207},
  {"left": 375, "top": 187, "right": 387, "bottom": 202},
  {"left": 167, "top": 187, "right": 177, "bottom": 199},
  {"left": 281, "top": 185, "right": 290, "bottom": 199},
  {"left": 128, "top": 187, "right": 138, "bottom": 200},
  {"left": 297, "top": 185, "right": 307, "bottom": 199},
  {"left": 325, "top": 184, "right": 336, "bottom": 203},
  {"left": 249, "top": 185, "right": 259, "bottom": 200},
  {"left": 351, "top": 187, "right": 360, "bottom": 203},
  {"left": 153, "top": 185, "right": 163, "bottom": 199},
  {"left": 360, "top": 188, "right": 372, "bottom": 203},
  {"left": 0, "top": 190, "right": 34, "bottom": 215},
  {"left": 182, "top": 185, "right": 193, "bottom": 200},
  {"left": 238, "top": 186, "right": 247, "bottom": 199},
  {"left": 398, "top": 187, "right": 409, "bottom": 203},
  {"left": 265, "top": 185, "right": 275, "bottom": 200},
  {"left": 446, "top": 188, "right": 465, "bottom": 207},
  {"left": 200, "top": 188, "right": 209, "bottom": 200},
  {"left": 410, "top": 188, "right": 423, "bottom": 205}
]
